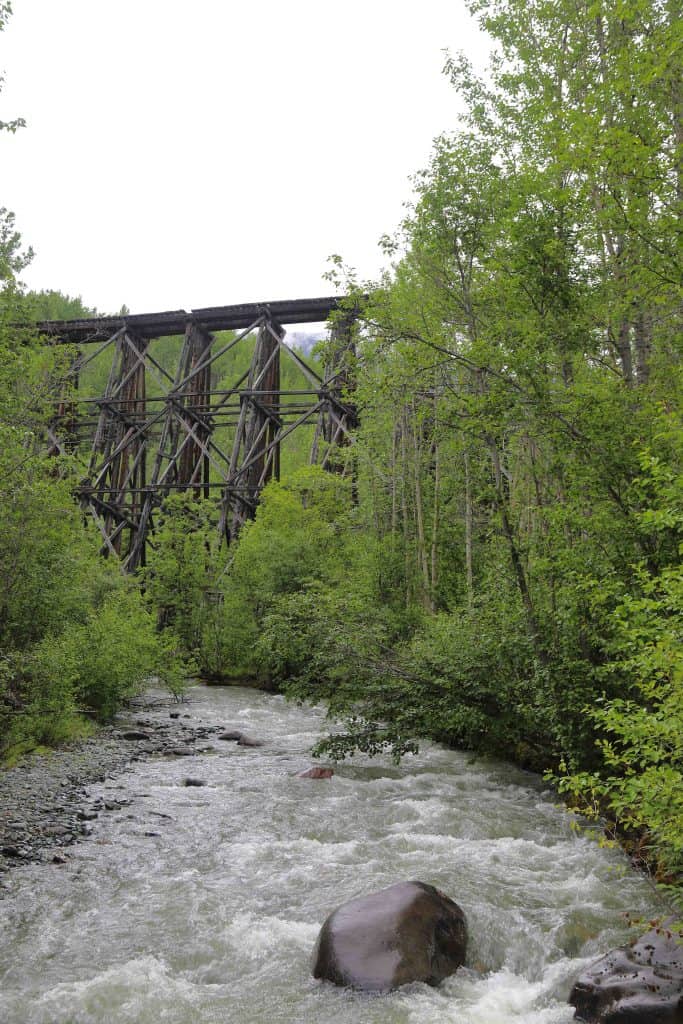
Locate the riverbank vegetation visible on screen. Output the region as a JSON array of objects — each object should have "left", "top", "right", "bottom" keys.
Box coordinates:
[{"left": 0, "top": 260, "right": 189, "bottom": 754}]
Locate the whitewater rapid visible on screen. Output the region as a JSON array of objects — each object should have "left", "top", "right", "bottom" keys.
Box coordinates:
[{"left": 0, "top": 686, "right": 663, "bottom": 1024}]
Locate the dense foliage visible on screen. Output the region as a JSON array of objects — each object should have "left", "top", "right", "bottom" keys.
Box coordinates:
[{"left": 0, "top": 256, "right": 189, "bottom": 753}]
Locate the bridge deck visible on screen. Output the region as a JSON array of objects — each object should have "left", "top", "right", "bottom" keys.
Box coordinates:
[{"left": 39, "top": 295, "right": 345, "bottom": 344}]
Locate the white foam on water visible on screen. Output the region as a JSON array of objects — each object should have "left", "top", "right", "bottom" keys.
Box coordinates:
[
  {"left": 28, "top": 955, "right": 215, "bottom": 1024},
  {"left": 0, "top": 686, "right": 667, "bottom": 1024},
  {"left": 396, "top": 962, "right": 580, "bottom": 1024},
  {"left": 224, "top": 912, "right": 320, "bottom": 961}
]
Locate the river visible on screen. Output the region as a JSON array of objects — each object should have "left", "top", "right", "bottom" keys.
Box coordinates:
[{"left": 0, "top": 685, "right": 664, "bottom": 1023}]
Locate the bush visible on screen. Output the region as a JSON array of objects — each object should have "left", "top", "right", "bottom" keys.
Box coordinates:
[
  {"left": 196, "top": 468, "right": 355, "bottom": 681},
  {"left": 23, "top": 587, "right": 189, "bottom": 726},
  {"left": 554, "top": 431, "right": 683, "bottom": 886}
]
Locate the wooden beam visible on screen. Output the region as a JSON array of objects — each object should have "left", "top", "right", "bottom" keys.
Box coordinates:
[{"left": 38, "top": 295, "right": 353, "bottom": 344}]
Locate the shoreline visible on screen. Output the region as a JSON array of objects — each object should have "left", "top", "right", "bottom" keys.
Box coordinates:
[{"left": 0, "top": 695, "right": 224, "bottom": 882}]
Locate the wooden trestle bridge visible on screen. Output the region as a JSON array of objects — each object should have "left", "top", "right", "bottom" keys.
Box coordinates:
[{"left": 41, "top": 296, "right": 357, "bottom": 571}]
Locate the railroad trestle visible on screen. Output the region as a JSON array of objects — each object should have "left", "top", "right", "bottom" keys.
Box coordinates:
[{"left": 40, "top": 296, "right": 357, "bottom": 570}]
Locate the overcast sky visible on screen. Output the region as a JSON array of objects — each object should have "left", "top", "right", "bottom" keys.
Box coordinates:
[{"left": 1, "top": 1, "right": 489, "bottom": 315}]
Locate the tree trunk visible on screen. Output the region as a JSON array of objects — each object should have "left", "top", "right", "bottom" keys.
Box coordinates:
[
  {"left": 430, "top": 411, "right": 440, "bottom": 610},
  {"left": 464, "top": 446, "right": 474, "bottom": 608},
  {"left": 411, "top": 399, "right": 432, "bottom": 610}
]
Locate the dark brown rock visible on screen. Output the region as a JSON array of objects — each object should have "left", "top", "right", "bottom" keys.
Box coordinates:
[
  {"left": 312, "top": 880, "right": 467, "bottom": 992},
  {"left": 570, "top": 922, "right": 683, "bottom": 1022},
  {"left": 298, "top": 766, "right": 334, "bottom": 779}
]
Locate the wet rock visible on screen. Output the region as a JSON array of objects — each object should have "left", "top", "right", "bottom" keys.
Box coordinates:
[
  {"left": 569, "top": 922, "right": 683, "bottom": 1022},
  {"left": 237, "top": 735, "right": 264, "bottom": 747},
  {"left": 169, "top": 712, "right": 180, "bottom": 719},
  {"left": 120, "top": 731, "right": 150, "bottom": 741},
  {"left": 165, "top": 746, "right": 194, "bottom": 757},
  {"left": 312, "top": 880, "right": 468, "bottom": 991},
  {"left": 182, "top": 778, "right": 207, "bottom": 787},
  {"left": 43, "top": 824, "right": 72, "bottom": 837},
  {"left": 52, "top": 853, "right": 68, "bottom": 865},
  {"left": 298, "top": 766, "right": 334, "bottom": 779},
  {"left": 77, "top": 810, "right": 98, "bottom": 821},
  {"left": 218, "top": 731, "right": 243, "bottom": 741}
]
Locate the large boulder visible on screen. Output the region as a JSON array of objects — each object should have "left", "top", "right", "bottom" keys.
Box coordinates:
[
  {"left": 570, "top": 922, "right": 683, "bottom": 1022},
  {"left": 312, "top": 880, "right": 467, "bottom": 991}
]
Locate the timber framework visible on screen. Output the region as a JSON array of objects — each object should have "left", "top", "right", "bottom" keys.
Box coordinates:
[{"left": 42, "top": 296, "right": 358, "bottom": 571}]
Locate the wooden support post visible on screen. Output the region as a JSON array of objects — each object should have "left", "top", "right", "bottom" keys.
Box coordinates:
[
  {"left": 312, "top": 309, "right": 358, "bottom": 479},
  {"left": 220, "top": 317, "right": 284, "bottom": 542},
  {"left": 47, "top": 348, "right": 81, "bottom": 458},
  {"left": 81, "top": 329, "right": 148, "bottom": 563},
  {"left": 167, "top": 322, "right": 214, "bottom": 497},
  {"left": 127, "top": 321, "right": 216, "bottom": 571}
]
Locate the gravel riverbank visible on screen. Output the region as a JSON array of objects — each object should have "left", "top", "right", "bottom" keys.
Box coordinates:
[{"left": 0, "top": 695, "right": 226, "bottom": 882}]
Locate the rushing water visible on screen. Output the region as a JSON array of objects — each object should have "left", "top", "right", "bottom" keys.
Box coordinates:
[{"left": 0, "top": 686, "right": 664, "bottom": 1024}]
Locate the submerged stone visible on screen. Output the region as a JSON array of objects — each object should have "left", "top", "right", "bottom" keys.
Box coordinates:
[
  {"left": 297, "top": 766, "right": 334, "bottom": 779},
  {"left": 312, "top": 880, "right": 467, "bottom": 991}
]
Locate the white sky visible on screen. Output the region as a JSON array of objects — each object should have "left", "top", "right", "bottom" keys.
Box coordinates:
[{"left": 1, "top": 1, "right": 489, "bottom": 315}]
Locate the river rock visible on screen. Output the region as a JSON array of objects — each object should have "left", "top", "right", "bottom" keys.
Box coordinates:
[
  {"left": 237, "top": 735, "right": 263, "bottom": 747},
  {"left": 1, "top": 846, "right": 23, "bottom": 858},
  {"left": 218, "top": 731, "right": 243, "bottom": 741},
  {"left": 569, "top": 921, "right": 683, "bottom": 1022},
  {"left": 182, "top": 778, "right": 207, "bottom": 787},
  {"left": 298, "top": 766, "right": 334, "bottom": 779},
  {"left": 312, "top": 880, "right": 467, "bottom": 991},
  {"left": 120, "top": 731, "right": 150, "bottom": 741}
]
